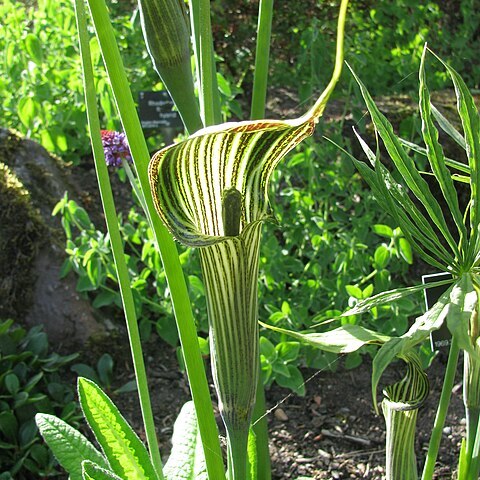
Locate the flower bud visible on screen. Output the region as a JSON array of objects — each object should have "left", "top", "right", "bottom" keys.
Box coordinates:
[{"left": 137, "top": 0, "right": 203, "bottom": 133}]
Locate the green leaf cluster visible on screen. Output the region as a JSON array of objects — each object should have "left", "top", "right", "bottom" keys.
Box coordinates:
[
  {"left": 0, "top": 319, "right": 80, "bottom": 478},
  {"left": 36, "top": 379, "right": 211, "bottom": 480}
]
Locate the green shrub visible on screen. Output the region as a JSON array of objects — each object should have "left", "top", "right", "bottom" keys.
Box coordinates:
[
  {"left": 0, "top": 319, "right": 80, "bottom": 478},
  {"left": 0, "top": 0, "right": 157, "bottom": 163}
]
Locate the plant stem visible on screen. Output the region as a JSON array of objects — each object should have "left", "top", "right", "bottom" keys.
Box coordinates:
[
  {"left": 227, "top": 427, "right": 249, "bottom": 480},
  {"left": 122, "top": 159, "right": 148, "bottom": 214},
  {"left": 252, "top": 368, "right": 271, "bottom": 480},
  {"left": 74, "top": 1, "right": 163, "bottom": 476},
  {"left": 421, "top": 339, "right": 460, "bottom": 480},
  {"left": 193, "top": 0, "right": 221, "bottom": 126},
  {"left": 83, "top": 2, "right": 226, "bottom": 478},
  {"left": 250, "top": 0, "right": 274, "bottom": 120},
  {"left": 301, "top": 0, "right": 349, "bottom": 121}
]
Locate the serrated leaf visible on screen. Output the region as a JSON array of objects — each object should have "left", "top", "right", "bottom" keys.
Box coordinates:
[
  {"left": 78, "top": 378, "right": 159, "bottom": 480},
  {"left": 35, "top": 413, "right": 109, "bottom": 480},
  {"left": 164, "top": 401, "right": 208, "bottom": 480},
  {"left": 82, "top": 460, "right": 122, "bottom": 480}
]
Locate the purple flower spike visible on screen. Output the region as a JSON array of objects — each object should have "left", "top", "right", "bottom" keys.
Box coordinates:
[{"left": 101, "top": 130, "right": 132, "bottom": 167}]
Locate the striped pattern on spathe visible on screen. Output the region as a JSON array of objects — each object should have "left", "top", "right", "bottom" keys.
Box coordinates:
[
  {"left": 383, "top": 352, "right": 429, "bottom": 410},
  {"left": 148, "top": 118, "right": 315, "bottom": 247},
  {"left": 200, "top": 221, "right": 263, "bottom": 431}
]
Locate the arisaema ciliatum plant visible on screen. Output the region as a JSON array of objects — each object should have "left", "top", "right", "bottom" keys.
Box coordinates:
[
  {"left": 147, "top": 2, "right": 349, "bottom": 477},
  {"left": 263, "top": 46, "right": 480, "bottom": 479},
  {"left": 36, "top": 0, "right": 352, "bottom": 478}
]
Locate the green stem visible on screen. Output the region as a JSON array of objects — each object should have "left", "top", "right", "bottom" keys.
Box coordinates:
[
  {"left": 249, "top": 1, "right": 273, "bottom": 471},
  {"left": 122, "top": 159, "right": 148, "bottom": 214},
  {"left": 421, "top": 339, "right": 460, "bottom": 480},
  {"left": 84, "top": 2, "right": 226, "bottom": 478},
  {"left": 252, "top": 367, "right": 271, "bottom": 480},
  {"left": 301, "top": 0, "right": 349, "bottom": 121},
  {"left": 250, "top": 0, "right": 274, "bottom": 120},
  {"left": 196, "top": 0, "right": 221, "bottom": 125},
  {"left": 227, "top": 427, "right": 249, "bottom": 480},
  {"left": 468, "top": 417, "right": 480, "bottom": 478},
  {"left": 74, "top": 1, "right": 164, "bottom": 476}
]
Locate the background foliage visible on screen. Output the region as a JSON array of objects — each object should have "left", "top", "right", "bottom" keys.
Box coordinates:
[{"left": 2, "top": 0, "right": 479, "bottom": 394}]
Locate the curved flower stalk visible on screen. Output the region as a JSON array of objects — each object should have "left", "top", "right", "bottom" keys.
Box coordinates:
[{"left": 148, "top": 1, "right": 349, "bottom": 476}]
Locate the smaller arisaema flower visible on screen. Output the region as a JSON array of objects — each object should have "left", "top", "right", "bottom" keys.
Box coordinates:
[{"left": 148, "top": 2, "right": 348, "bottom": 476}]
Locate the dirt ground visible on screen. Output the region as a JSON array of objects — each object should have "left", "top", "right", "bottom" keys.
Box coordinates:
[{"left": 98, "top": 334, "right": 465, "bottom": 480}]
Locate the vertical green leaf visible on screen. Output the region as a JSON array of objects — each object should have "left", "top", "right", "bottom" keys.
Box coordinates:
[
  {"left": 432, "top": 51, "right": 480, "bottom": 260},
  {"left": 349, "top": 65, "right": 460, "bottom": 260},
  {"left": 24, "top": 33, "right": 43, "bottom": 64},
  {"left": 418, "top": 47, "right": 467, "bottom": 253},
  {"left": 163, "top": 402, "right": 209, "bottom": 480},
  {"left": 78, "top": 378, "right": 160, "bottom": 480}
]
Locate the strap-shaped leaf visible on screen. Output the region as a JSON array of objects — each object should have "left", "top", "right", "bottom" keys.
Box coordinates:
[
  {"left": 430, "top": 104, "right": 467, "bottom": 150},
  {"left": 78, "top": 378, "right": 160, "bottom": 480},
  {"left": 399, "top": 136, "right": 469, "bottom": 174},
  {"left": 432, "top": 51, "right": 480, "bottom": 265},
  {"left": 419, "top": 47, "right": 467, "bottom": 250},
  {"left": 82, "top": 461, "right": 122, "bottom": 480},
  {"left": 335, "top": 132, "right": 455, "bottom": 271},
  {"left": 259, "top": 322, "right": 390, "bottom": 354},
  {"left": 149, "top": 119, "right": 315, "bottom": 246},
  {"left": 35, "top": 413, "right": 109, "bottom": 480},
  {"left": 349, "top": 64, "right": 460, "bottom": 260},
  {"left": 338, "top": 278, "right": 453, "bottom": 317},
  {"left": 163, "top": 402, "right": 208, "bottom": 480}
]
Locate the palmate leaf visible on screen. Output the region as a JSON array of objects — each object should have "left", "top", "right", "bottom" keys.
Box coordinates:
[
  {"left": 333, "top": 133, "right": 454, "bottom": 271},
  {"left": 348, "top": 64, "right": 460, "bottom": 261},
  {"left": 418, "top": 47, "right": 467, "bottom": 250},
  {"left": 431, "top": 51, "right": 480, "bottom": 266}
]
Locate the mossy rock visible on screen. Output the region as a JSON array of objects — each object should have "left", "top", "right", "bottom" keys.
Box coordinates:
[
  {"left": 0, "top": 162, "right": 45, "bottom": 318},
  {"left": 0, "top": 129, "right": 104, "bottom": 347}
]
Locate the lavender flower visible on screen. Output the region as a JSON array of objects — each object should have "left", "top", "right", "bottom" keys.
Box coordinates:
[{"left": 100, "top": 130, "right": 132, "bottom": 167}]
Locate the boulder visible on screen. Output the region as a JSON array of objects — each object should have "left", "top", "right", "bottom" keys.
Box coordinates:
[{"left": 0, "top": 129, "right": 104, "bottom": 348}]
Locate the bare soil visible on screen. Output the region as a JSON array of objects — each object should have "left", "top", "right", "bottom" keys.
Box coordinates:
[{"left": 97, "top": 334, "right": 465, "bottom": 480}]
